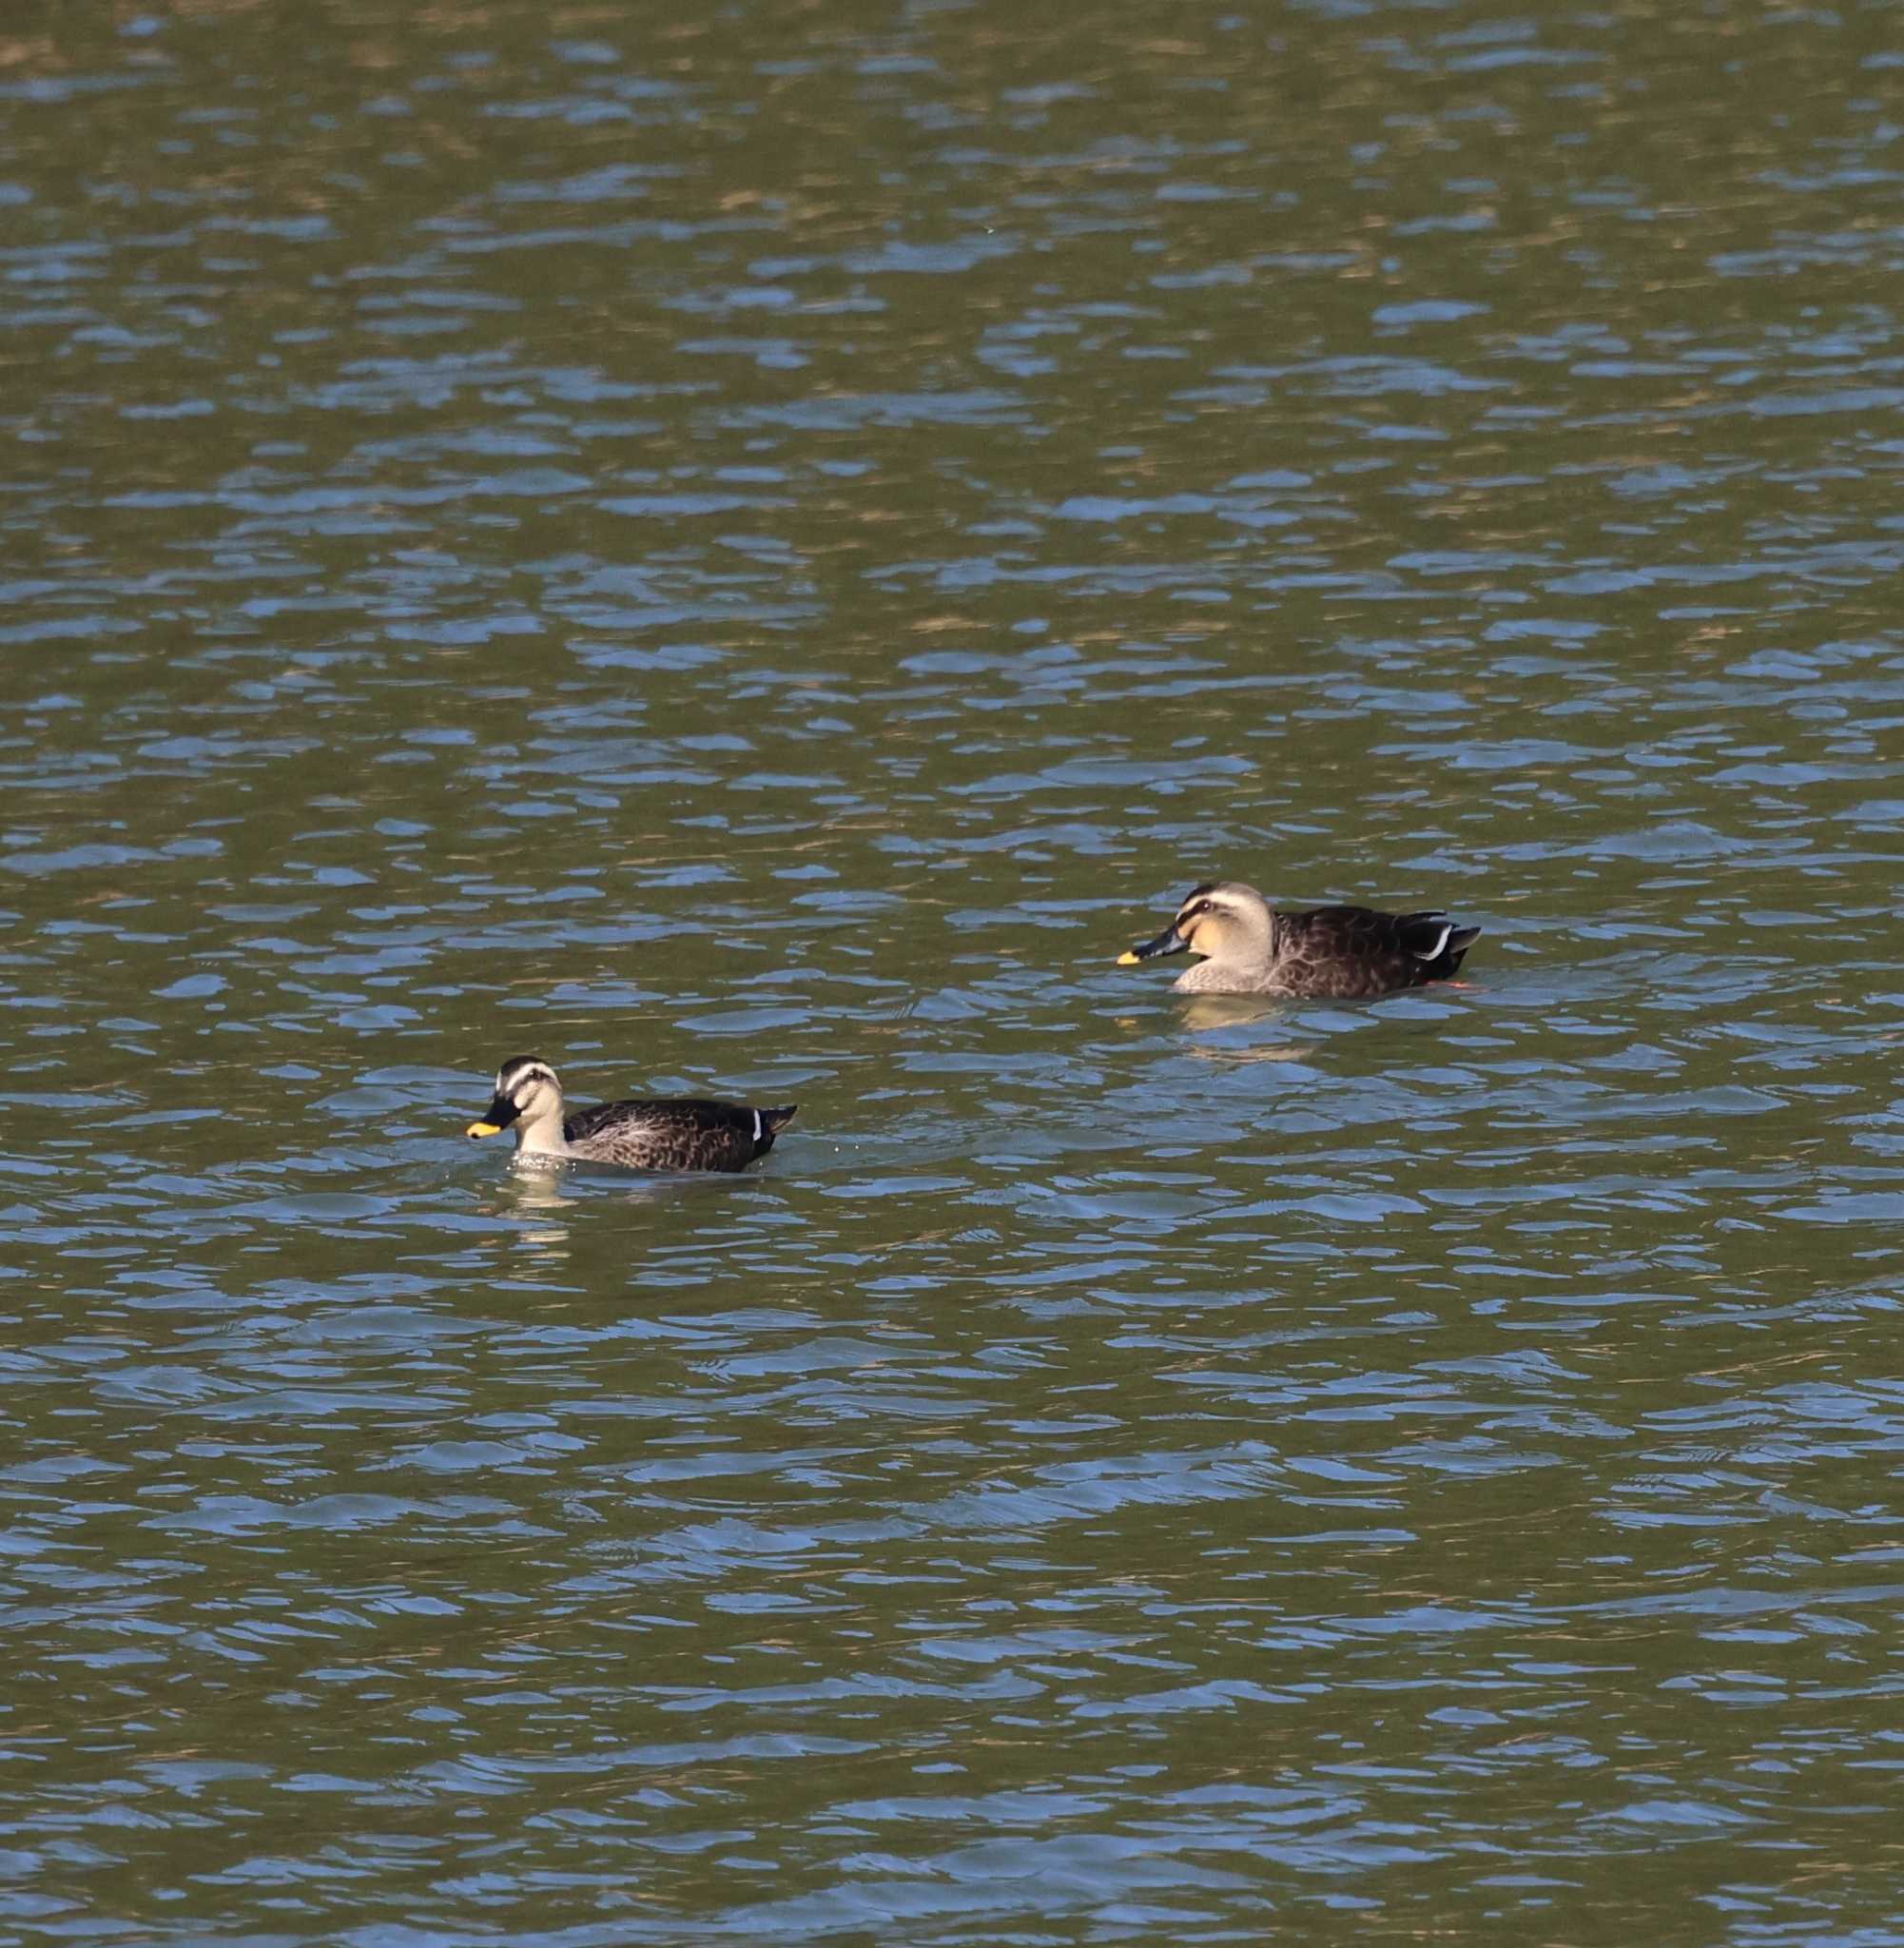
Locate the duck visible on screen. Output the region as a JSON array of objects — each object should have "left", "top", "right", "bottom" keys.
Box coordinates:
[
  {"left": 464, "top": 1056, "right": 797, "bottom": 1172},
  {"left": 1117, "top": 881, "right": 1480, "bottom": 999}
]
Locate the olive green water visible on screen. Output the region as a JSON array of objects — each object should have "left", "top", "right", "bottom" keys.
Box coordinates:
[{"left": 6, "top": 4, "right": 1904, "bottom": 1942}]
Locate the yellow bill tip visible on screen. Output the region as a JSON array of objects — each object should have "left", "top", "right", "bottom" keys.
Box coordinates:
[
  {"left": 466, "top": 1120, "right": 502, "bottom": 1139},
  {"left": 1116, "top": 950, "right": 1141, "bottom": 965}
]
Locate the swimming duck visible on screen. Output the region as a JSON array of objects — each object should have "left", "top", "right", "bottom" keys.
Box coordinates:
[
  {"left": 1117, "top": 881, "right": 1480, "bottom": 999},
  {"left": 465, "top": 1056, "right": 796, "bottom": 1172}
]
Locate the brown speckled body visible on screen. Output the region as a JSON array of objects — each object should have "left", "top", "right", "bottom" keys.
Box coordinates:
[{"left": 561, "top": 1097, "right": 796, "bottom": 1172}]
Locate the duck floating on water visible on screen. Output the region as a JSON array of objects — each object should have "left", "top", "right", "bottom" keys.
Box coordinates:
[
  {"left": 1118, "top": 881, "right": 1480, "bottom": 999},
  {"left": 465, "top": 1056, "right": 796, "bottom": 1172}
]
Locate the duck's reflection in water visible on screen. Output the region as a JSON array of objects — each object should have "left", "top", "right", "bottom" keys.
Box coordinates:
[
  {"left": 476, "top": 1160, "right": 733, "bottom": 1267},
  {"left": 476, "top": 1165, "right": 579, "bottom": 1266},
  {"left": 1183, "top": 997, "right": 1315, "bottom": 1067},
  {"left": 1109, "top": 994, "right": 1311, "bottom": 1061},
  {"left": 1176, "top": 993, "right": 1297, "bottom": 1037}
]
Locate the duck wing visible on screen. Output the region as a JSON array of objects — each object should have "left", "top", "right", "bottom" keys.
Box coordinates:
[
  {"left": 1278, "top": 905, "right": 1480, "bottom": 997},
  {"left": 564, "top": 1098, "right": 798, "bottom": 1172}
]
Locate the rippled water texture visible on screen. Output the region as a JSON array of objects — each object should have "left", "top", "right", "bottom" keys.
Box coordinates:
[{"left": 5, "top": 3, "right": 1904, "bottom": 1941}]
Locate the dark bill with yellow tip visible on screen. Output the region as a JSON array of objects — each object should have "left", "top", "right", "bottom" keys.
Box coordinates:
[
  {"left": 1117, "top": 924, "right": 1190, "bottom": 965},
  {"left": 465, "top": 1095, "right": 521, "bottom": 1141}
]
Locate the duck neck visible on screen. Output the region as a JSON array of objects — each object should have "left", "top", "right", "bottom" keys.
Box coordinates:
[{"left": 512, "top": 1103, "right": 572, "bottom": 1159}]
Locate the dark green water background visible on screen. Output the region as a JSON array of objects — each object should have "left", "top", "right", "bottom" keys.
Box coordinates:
[{"left": 5, "top": 2, "right": 1904, "bottom": 1941}]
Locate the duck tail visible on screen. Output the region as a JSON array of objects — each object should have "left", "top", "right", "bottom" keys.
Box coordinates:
[
  {"left": 1437, "top": 923, "right": 1481, "bottom": 976},
  {"left": 1403, "top": 914, "right": 1480, "bottom": 977}
]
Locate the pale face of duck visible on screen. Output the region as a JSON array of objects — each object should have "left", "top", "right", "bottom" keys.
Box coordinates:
[
  {"left": 1119, "top": 881, "right": 1276, "bottom": 974},
  {"left": 466, "top": 1056, "right": 567, "bottom": 1152}
]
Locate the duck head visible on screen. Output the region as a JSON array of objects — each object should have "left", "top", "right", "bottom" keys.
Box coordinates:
[
  {"left": 466, "top": 1056, "right": 565, "bottom": 1147},
  {"left": 1118, "top": 881, "right": 1275, "bottom": 969}
]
